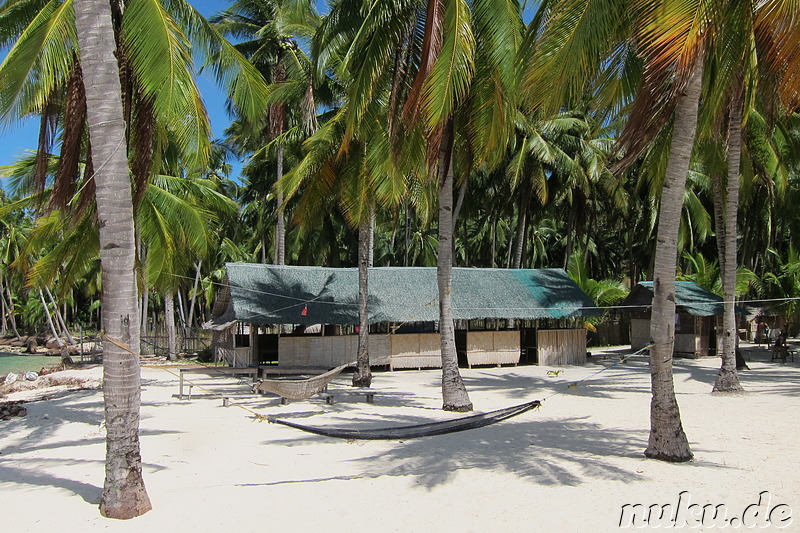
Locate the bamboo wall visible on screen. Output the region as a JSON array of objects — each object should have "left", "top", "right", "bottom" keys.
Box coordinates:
[
  {"left": 141, "top": 325, "right": 211, "bottom": 356},
  {"left": 216, "top": 346, "right": 254, "bottom": 367},
  {"left": 278, "top": 333, "right": 442, "bottom": 370},
  {"left": 274, "top": 330, "right": 584, "bottom": 369},
  {"left": 466, "top": 331, "right": 520, "bottom": 367},
  {"left": 631, "top": 316, "right": 714, "bottom": 357},
  {"left": 388, "top": 333, "right": 442, "bottom": 370},
  {"left": 279, "top": 335, "right": 391, "bottom": 367},
  {"left": 630, "top": 319, "right": 651, "bottom": 351},
  {"left": 536, "top": 329, "right": 586, "bottom": 365}
]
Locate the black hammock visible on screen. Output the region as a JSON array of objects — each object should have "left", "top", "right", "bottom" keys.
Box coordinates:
[{"left": 267, "top": 399, "right": 541, "bottom": 440}]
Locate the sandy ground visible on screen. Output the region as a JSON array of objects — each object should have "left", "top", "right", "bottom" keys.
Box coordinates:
[{"left": 1, "top": 345, "right": 798, "bottom": 533}]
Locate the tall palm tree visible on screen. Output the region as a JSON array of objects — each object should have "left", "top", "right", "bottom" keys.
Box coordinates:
[
  {"left": 705, "top": 0, "right": 800, "bottom": 392},
  {"left": 332, "top": 0, "right": 523, "bottom": 411},
  {"left": 522, "top": 0, "right": 707, "bottom": 461},
  {"left": 280, "top": 100, "right": 407, "bottom": 387},
  {"left": 213, "top": 0, "right": 321, "bottom": 266},
  {"left": 72, "top": 0, "right": 150, "bottom": 518},
  {"left": 643, "top": 65, "right": 703, "bottom": 462}
]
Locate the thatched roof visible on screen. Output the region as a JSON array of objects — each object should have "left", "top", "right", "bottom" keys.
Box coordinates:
[
  {"left": 215, "top": 263, "right": 600, "bottom": 326},
  {"left": 624, "top": 281, "right": 726, "bottom": 317}
]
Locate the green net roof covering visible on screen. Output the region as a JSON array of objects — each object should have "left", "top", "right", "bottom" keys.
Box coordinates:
[
  {"left": 223, "top": 263, "right": 600, "bottom": 326},
  {"left": 630, "top": 281, "right": 726, "bottom": 316}
]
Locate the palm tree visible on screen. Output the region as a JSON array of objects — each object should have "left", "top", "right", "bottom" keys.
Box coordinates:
[
  {"left": 213, "top": 0, "right": 321, "bottom": 266},
  {"left": 138, "top": 173, "right": 237, "bottom": 360},
  {"left": 0, "top": 0, "right": 269, "bottom": 209},
  {"left": 614, "top": 1, "right": 711, "bottom": 462},
  {"left": 522, "top": 0, "right": 708, "bottom": 461},
  {"left": 280, "top": 103, "right": 407, "bottom": 387},
  {"left": 0, "top": 193, "right": 31, "bottom": 339},
  {"left": 758, "top": 248, "right": 800, "bottom": 332},
  {"left": 706, "top": 1, "right": 800, "bottom": 392},
  {"left": 72, "top": 0, "right": 151, "bottom": 518},
  {"left": 332, "top": 0, "right": 523, "bottom": 411}
]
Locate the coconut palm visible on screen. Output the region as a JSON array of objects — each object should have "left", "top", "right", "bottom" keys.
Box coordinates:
[
  {"left": 521, "top": 0, "right": 710, "bottom": 461},
  {"left": 330, "top": 0, "right": 523, "bottom": 411},
  {"left": 707, "top": 1, "right": 800, "bottom": 392},
  {"left": 0, "top": 146, "right": 236, "bottom": 516},
  {"left": 757, "top": 247, "right": 800, "bottom": 332},
  {"left": 279, "top": 96, "right": 408, "bottom": 386},
  {"left": 0, "top": 192, "right": 31, "bottom": 338},
  {"left": 1, "top": 1, "right": 270, "bottom": 513},
  {"left": 71, "top": 0, "right": 150, "bottom": 518},
  {"left": 0, "top": 0, "right": 269, "bottom": 209},
  {"left": 213, "top": 0, "right": 321, "bottom": 265}
]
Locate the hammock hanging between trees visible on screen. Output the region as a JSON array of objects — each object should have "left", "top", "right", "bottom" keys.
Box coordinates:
[{"left": 267, "top": 399, "right": 542, "bottom": 440}]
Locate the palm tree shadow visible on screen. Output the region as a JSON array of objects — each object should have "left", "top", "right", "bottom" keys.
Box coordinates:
[
  {"left": 0, "top": 460, "right": 102, "bottom": 504},
  {"left": 1, "top": 390, "right": 171, "bottom": 503},
  {"left": 262, "top": 414, "right": 652, "bottom": 488},
  {"left": 354, "top": 416, "right": 651, "bottom": 488}
]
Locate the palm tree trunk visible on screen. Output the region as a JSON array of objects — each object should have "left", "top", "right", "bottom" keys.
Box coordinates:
[
  {"left": 140, "top": 290, "right": 149, "bottom": 339},
  {"left": 187, "top": 261, "right": 202, "bottom": 330},
  {"left": 645, "top": 65, "right": 702, "bottom": 463},
  {"left": 513, "top": 191, "right": 531, "bottom": 269},
  {"left": 451, "top": 176, "right": 468, "bottom": 267},
  {"left": 46, "top": 287, "right": 75, "bottom": 344},
  {"left": 39, "top": 289, "right": 64, "bottom": 347},
  {"left": 404, "top": 200, "right": 411, "bottom": 266},
  {"left": 139, "top": 243, "right": 148, "bottom": 337},
  {"left": 274, "top": 147, "right": 286, "bottom": 265},
  {"left": 452, "top": 176, "right": 468, "bottom": 229},
  {"left": 490, "top": 219, "right": 497, "bottom": 267},
  {"left": 368, "top": 206, "right": 375, "bottom": 267},
  {"left": 438, "top": 123, "right": 472, "bottom": 412},
  {"left": 176, "top": 290, "right": 188, "bottom": 336},
  {"left": 563, "top": 207, "right": 575, "bottom": 269},
  {"left": 165, "top": 292, "right": 177, "bottom": 361},
  {"left": 1, "top": 280, "right": 20, "bottom": 339},
  {"left": 714, "top": 88, "right": 745, "bottom": 391},
  {"left": 0, "top": 285, "right": 6, "bottom": 337},
  {"left": 272, "top": 59, "right": 287, "bottom": 266},
  {"left": 73, "top": 0, "right": 151, "bottom": 517},
  {"left": 353, "top": 216, "right": 372, "bottom": 387}
]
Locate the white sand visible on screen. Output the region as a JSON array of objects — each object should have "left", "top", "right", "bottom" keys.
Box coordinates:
[{"left": 1, "top": 346, "right": 798, "bottom": 532}]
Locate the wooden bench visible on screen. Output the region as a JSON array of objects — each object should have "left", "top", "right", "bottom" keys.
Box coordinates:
[
  {"left": 178, "top": 367, "right": 259, "bottom": 400},
  {"left": 319, "top": 389, "right": 377, "bottom": 405}
]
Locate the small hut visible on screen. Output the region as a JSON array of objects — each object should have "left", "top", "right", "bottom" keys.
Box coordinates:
[
  {"left": 624, "top": 281, "right": 725, "bottom": 357},
  {"left": 206, "top": 264, "right": 600, "bottom": 368}
]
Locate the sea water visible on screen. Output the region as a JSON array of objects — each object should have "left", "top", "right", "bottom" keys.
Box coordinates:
[{"left": 0, "top": 354, "right": 62, "bottom": 377}]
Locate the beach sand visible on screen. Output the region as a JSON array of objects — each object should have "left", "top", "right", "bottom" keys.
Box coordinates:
[{"left": 1, "top": 346, "right": 798, "bottom": 532}]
